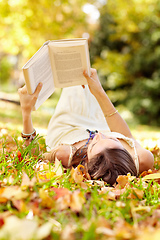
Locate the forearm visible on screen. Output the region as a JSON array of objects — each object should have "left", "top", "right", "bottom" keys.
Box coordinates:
[
  {"left": 22, "top": 111, "right": 34, "bottom": 134},
  {"left": 94, "top": 88, "right": 133, "bottom": 138},
  {"left": 21, "top": 111, "right": 37, "bottom": 147}
]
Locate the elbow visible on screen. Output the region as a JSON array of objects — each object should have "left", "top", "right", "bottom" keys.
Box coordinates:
[{"left": 147, "top": 151, "right": 154, "bottom": 170}]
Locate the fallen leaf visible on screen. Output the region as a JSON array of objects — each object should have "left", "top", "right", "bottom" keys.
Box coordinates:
[
  {"left": 39, "top": 188, "right": 55, "bottom": 208},
  {"left": 51, "top": 187, "right": 70, "bottom": 200},
  {"left": 116, "top": 175, "right": 129, "bottom": 188},
  {"left": 21, "top": 172, "right": 36, "bottom": 190},
  {"left": 56, "top": 193, "right": 70, "bottom": 211},
  {"left": 70, "top": 190, "right": 85, "bottom": 212},
  {"left": 54, "top": 157, "right": 63, "bottom": 176},
  {"left": 96, "top": 227, "right": 115, "bottom": 236},
  {"left": 131, "top": 188, "right": 144, "bottom": 199},
  {"left": 12, "top": 199, "right": 27, "bottom": 212},
  {"left": 0, "top": 216, "right": 38, "bottom": 240},
  {"left": 0, "top": 186, "right": 29, "bottom": 200},
  {"left": 70, "top": 167, "right": 83, "bottom": 183},
  {"left": 36, "top": 222, "right": 53, "bottom": 240},
  {"left": 0, "top": 218, "right": 4, "bottom": 228},
  {"left": 143, "top": 173, "right": 160, "bottom": 181}
]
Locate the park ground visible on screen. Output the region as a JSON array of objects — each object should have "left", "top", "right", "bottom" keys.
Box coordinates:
[{"left": 0, "top": 98, "right": 160, "bottom": 240}]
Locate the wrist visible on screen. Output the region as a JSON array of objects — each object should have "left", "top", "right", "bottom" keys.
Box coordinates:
[
  {"left": 22, "top": 109, "right": 32, "bottom": 119},
  {"left": 94, "top": 87, "right": 106, "bottom": 100}
]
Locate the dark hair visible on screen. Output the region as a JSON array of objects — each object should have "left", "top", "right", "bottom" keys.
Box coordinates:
[
  {"left": 87, "top": 148, "right": 137, "bottom": 185},
  {"left": 71, "top": 146, "right": 137, "bottom": 186},
  {"left": 71, "top": 145, "right": 88, "bottom": 168}
]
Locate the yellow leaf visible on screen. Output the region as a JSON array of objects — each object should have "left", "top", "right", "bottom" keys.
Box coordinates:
[
  {"left": 70, "top": 167, "right": 83, "bottom": 183},
  {"left": 116, "top": 175, "right": 128, "bottom": 188},
  {"left": 132, "top": 188, "right": 144, "bottom": 199},
  {"left": 45, "top": 172, "right": 56, "bottom": 179},
  {"left": 39, "top": 189, "right": 54, "bottom": 208},
  {"left": 143, "top": 173, "right": 160, "bottom": 181},
  {"left": 0, "top": 188, "right": 7, "bottom": 203}
]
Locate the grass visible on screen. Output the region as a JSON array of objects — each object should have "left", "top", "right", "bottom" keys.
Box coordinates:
[
  {"left": 0, "top": 126, "right": 160, "bottom": 239},
  {"left": 0, "top": 98, "right": 160, "bottom": 239}
]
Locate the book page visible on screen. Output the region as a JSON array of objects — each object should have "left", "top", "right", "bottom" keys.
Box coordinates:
[
  {"left": 49, "top": 43, "right": 90, "bottom": 88},
  {"left": 23, "top": 46, "right": 55, "bottom": 110}
]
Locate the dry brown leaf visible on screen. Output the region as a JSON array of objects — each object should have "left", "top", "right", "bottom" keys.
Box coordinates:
[{"left": 70, "top": 190, "right": 85, "bottom": 212}]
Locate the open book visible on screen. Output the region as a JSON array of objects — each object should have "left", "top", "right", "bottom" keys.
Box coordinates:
[{"left": 22, "top": 38, "right": 91, "bottom": 110}]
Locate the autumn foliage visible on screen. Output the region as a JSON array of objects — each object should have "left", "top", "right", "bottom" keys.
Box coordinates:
[{"left": 0, "top": 127, "right": 160, "bottom": 240}]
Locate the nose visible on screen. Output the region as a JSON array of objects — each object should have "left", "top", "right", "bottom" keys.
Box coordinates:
[{"left": 94, "top": 132, "right": 106, "bottom": 140}]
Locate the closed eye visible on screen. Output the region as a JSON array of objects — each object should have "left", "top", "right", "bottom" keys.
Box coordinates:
[
  {"left": 89, "top": 142, "right": 97, "bottom": 153},
  {"left": 108, "top": 138, "right": 119, "bottom": 142}
]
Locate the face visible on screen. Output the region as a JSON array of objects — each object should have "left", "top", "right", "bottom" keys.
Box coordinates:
[{"left": 87, "top": 132, "right": 124, "bottom": 161}]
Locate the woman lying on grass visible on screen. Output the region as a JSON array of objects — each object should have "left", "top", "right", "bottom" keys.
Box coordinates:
[{"left": 18, "top": 68, "right": 154, "bottom": 185}]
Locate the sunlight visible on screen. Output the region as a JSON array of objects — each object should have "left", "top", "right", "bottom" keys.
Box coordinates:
[
  {"left": 82, "top": 3, "right": 100, "bottom": 24},
  {"left": 8, "top": 0, "right": 22, "bottom": 6}
]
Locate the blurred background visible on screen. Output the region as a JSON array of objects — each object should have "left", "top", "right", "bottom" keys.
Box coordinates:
[{"left": 0, "top": 0, "right": 160, "bottom": 142}]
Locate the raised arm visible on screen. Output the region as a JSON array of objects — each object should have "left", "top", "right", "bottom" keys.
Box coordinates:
[
  {"left": 18, "top": 83, "right": 42, "bottom": 144},
  {"left": 84, "top": 69, "right": 154, "bottom": 172},
  {"left": 84, "top": 69, "right": 133, "bottom": 138}
]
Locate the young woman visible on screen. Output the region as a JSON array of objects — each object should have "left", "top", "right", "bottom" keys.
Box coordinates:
[{"left": 18, "top": 68, "right": 154, "bottom": 185}]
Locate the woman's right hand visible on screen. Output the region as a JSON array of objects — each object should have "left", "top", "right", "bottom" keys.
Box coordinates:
[{"left": 18, "top": 83, "right": 42, "bottom": 114}]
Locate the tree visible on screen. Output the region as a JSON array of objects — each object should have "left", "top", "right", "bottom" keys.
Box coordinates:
[
  {"left": 90, "top": 0, "right": 160, "bottom": 125},
  {"left": 0, "top": 0, "right": 92, "bottom": 85}
]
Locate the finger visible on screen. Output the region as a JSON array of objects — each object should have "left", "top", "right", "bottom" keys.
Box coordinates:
[
  {"left": 18, "top": 85, "right": 27, "bottom": 95},
  {"left": 83, "top": 70, "right": 90, "bottom": 80},
  {"left": 34, "top": 82, "right": 43, "bottom": 97}
]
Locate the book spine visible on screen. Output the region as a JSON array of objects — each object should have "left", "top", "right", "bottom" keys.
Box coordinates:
[
  {"left": 22, "top": 68, "right": 33, "bottom": 94},
  {"left": 22, "top": 68, "right": 36, "bottom": 110}
]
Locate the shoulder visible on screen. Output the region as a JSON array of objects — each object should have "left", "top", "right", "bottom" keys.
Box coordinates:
[{"left": 136, "top": 144, "right": 154, "bottom": 173}]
